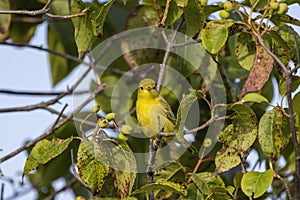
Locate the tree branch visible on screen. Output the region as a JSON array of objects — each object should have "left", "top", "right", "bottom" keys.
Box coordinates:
[
  {"left": 0, "top": 89, "right": 89, "bottom": 96},
  {"left": 157, "top": 15, "right": 184, "bottom": 92}
]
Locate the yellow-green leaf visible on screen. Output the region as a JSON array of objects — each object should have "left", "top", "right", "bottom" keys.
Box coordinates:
[
  {"left": 241, "top": 169, "right": 274, "bottom": 198},
  {"left": 235, "top": 33, "right": 256, "bottom": 71},
  {"left": 258, "top": 107, "right": 291, "bottom": 160},
  {"left": 77, "top": 140, "right": 110, "bottom": 194},
  {"left": 242, "top": 93, "right": 269, "bottom": 104},
  {"left": 200, "top": 20, "right": 234, "bottom": 54},
  {"left": 0, "top": 0, "right": 10, "bottom": 41},
  {"left": 23, "top": 137, "right": 73, "bottom": 177}
]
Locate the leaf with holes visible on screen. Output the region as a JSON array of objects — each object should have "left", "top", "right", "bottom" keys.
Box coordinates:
[
  {"left": 23, "top": 137, "right": 73, "bottom": 178},
  {"left": 258, "top": 107, "right": 291, "bottom": 161},
  {"left": 77, "top": 140, "right": 110, "bottom": 194},
  {"left": 240, "top": 42, "right": 273, "bottom": 97}
]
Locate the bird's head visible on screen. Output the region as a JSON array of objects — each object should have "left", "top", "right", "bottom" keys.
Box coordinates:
[{"left": 138, "top": 78, "right": 159, "bottom": 99}]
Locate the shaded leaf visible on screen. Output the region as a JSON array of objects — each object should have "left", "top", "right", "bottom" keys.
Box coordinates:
[
  {"left": 109, "top": 139, "right": 137, "bottom": 197},
  {"left": 279, "top": 75, "right": 300, "bottom": 97},
  {"left": 271, "top": 13, "right": 300, "bottom": 27},
  {"left": 190, "top": 172, "right": 225, "bottom": 194},
  {"left": 241, "top": 169, "right": 274, "bottom": 198},
  {"left": 23, "top": 137, "right": 73, "bottom": 177},
  {"left": 183, "top": 0, "right": 205, "bottom": 36},
  {"left": 235, "top": 33, "right": 256, "bottom": 71},
  {"left": 48, "top": 21, "right": 78, "bottom": 86},
  {"left": 200, "top": 20, "right": 234, "bottom": 54},
  {"left": 122, "top": 5, "right": 162, "bottom": 68},
  {"left": 132, "top": 181, "right": 187, "bottom": 196},
  {"left": 240, "top": 42, "right": 273, "bottom": 97},
  {"left": 163, "top": 0, "right": 183, "bottom": 26},
  {"left": 258, "top": 107, "right": 291, "bottom": 160},
  {"left": 77, "top": 140, "right": 110, "bottom": 194}
]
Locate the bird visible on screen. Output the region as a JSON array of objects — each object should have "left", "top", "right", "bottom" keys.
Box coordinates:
[{"left": 136, "top": 78, "right": 175, "bottom": 140}]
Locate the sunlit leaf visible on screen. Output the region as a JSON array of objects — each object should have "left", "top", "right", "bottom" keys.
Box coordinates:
[
  {"left": 200, "top": 20, "right": 234, "bottom": 54},
  {"left": 279, "top": 75, "right": 300, "bottom": 97},
  {"left": 241, "top": 169, "right": 274, "bottom": 198},
  {"left": 23, "top": 137, "right": 73, "bottom": 178},
  {"left": 77, "top": 140, "right": 110, "bottom": 194},
  {"left": 241, "top": 93, "right": 269, "bottom": 104},
  {"left": 235, "top": 33, "right": 256, "bottom": 71}
]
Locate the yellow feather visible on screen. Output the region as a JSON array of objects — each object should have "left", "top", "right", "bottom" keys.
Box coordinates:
[{"left": 136, "top": 78, "right": 175, "bottom": 139}]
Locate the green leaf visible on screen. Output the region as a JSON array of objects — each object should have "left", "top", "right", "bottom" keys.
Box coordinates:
[
  {"left": 174, "top": 89, "right": 198, "bottom": 149},
  {"left": 190, "top": 172, "right": 225, "bottom": 194},
  {"left": 90, "top": 0, "right": 114, "bottom": 37},
  {"left": 163, "top": 0, "right": 183, "bottom": 26},
  {"left": 216, "top": 104, "right": 257, "bottom": 172},
  {"left": 271, "top": 13, "right": 300, "bottom": 26},
  {"left": 23, "top": 137, "right": 73, "bottom": 177},
  {"left": 77, "top": 140, "right": 110, "bottom": 194},
  {"left": 250, "top": 0, "right": 267, "bottom": 10},
  {"left": 48, "top": 22, "right": 78, "bottom": 86},
  {"left": 241, "top": 169, "right": 274, "bottom": 198},
  {"left": 109, "top": 139, "right": 137, "bottom": 196},
  {"left": 183, "top": 0, "right": 206, "bottom": 36},
  {"left": 242, "top": 93, "right": 269, "bottom": 104},
  {"left": 279, "top": 75, "right": 300, "bottom": 96},
  {"left": 235, "top": 33, "right": 256, "bottom": 71},
  {"left": 71, "top": 0, "right": 113, "bottom": 58},
  {"left": 186, "top": 183, "right": 204, "bottom": 200},
  {"left": 200, "top": 20, "right": 234, "bottom": 54},
  {"left": 258, "top": 107, "right": 291, "bottom": 160},
  {"left": 9, "top": 0, "right": 44, "bottom": 42},
  {"left": 274, "top": 25, "right": 300, "bottom": 66},
  {"left": 0, "top": 0, "right": 10, "bottom": 41},
  {"left": 122, "top": 5, "right": 163, "bottom": 67},
  {"left": 132, "top": 181, "right": 187, "bottom": 196},
  {"left": 155, "top": 162, "right": 185, "bottom": 183}
]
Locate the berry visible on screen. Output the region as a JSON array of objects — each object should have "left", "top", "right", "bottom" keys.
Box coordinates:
[
  {"left": 106, "top": 113, "right": 116, "bottom": 121},
  {"left": 99, "top": 118, "right": 108, "bottom": 128},
  {"left": 270, "top": 1, "right": 279, "bottom": 10},
  {"left": 220, "top": 10, "right": 230, "bottom": 19},
  {"left": 278, "top": 3, "right": 288, "bottom": 14},
  {"left": 121, "top": 125, "right": 133, "bottom": 135},
  {"left": 224, "top": 1, "right": 233, "bottom": 12},
  {"left": 118, "top": 133, "right": 128, "bottom": 141},
  {"left": 92, "top": 104, "right": 100, "bottom": 113},
  {"left": 200, "top": 0, "right": 207, "bottom": 6}
]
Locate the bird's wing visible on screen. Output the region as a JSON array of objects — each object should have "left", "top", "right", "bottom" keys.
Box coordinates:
[{"left": 159, "top": 96, "right": 176, "bottom": 124}]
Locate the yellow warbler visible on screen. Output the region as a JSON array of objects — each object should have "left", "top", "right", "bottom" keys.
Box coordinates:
[{"left": 136, "top": 78, "right": 175, "bottom": 139}]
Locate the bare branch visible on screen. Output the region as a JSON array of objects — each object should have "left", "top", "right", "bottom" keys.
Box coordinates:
[
  {"left": 0, "top": 85, "right": 104, "bottom": 164},
  {"left": 0, "top": 41, "right": 85, "bottom": 64},
  {"left": 0, "top": 0, "right": 52, "bottom": 16},
  {"left": 45, "top": 12, "right": 85, "bottom": 19},
  {"left": 0, "top": 89, "right": 89, "bottom": 96},
  {"left": 157, "top": 15, "right": 184, "bottom": 92},
  {"left": 45, "top": 178, "right": 77, "bottom": 200}
]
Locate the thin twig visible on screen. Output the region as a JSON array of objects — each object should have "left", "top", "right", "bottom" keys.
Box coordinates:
[
  {"left": 45, "top": 12, "right": 85, "bottom": 19},
  {"left": 0, "top": 183, "right": 4, "bottom": 200},
  {"left": 0, "top": 41, "right": 85, "bottom": 65},
  {"left": 157, "top": 15, "right": 184, "bottom": 92},
  {"left": 275, "top": 173, "right": 292, "bottom": 200},
  {"left": 0, "top": 86, "right": 104, "bottom": 164},
  {"left": 44, "top": 178, "right": 77, "bottom": 200},
  {"left": 0, "top": 0, "right": 51, "bottom": 16},
  {"left": 0, "top": 89, "right": 89, "bottom": 96}
]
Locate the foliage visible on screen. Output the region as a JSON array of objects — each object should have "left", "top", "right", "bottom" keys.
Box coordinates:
[{"left": 0, "top": 0, "right": 300, "bottom": 199}]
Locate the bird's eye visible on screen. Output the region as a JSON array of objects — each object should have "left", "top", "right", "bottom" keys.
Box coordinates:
[
  {"left": 153, "top": 85, "right": 156, "bottom": 89},
  {"left": 140, "top": 86, "right": 144, "bottom": 90}
]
